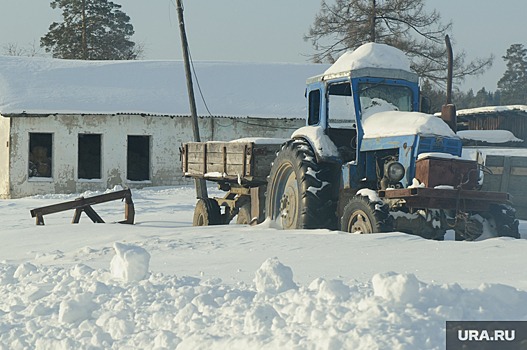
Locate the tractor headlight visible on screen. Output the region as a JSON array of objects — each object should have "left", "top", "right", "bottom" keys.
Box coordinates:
[{"left": 385, "top": 161, "right": 405, "bottom": 183}]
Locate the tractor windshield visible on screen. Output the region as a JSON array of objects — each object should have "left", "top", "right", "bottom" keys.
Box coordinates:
[{"left": 358, "top": 83, "right": 413, "bottom": 117}]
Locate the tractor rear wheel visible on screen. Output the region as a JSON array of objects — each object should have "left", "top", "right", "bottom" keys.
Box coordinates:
[
  {"left": 192, "top": 198, "right": 222, "bottom": 226},
  {"left": 341, "top": 195, "right": 391, "bottom": 233},
  {"left": 266, "top": 139, "right": 338, "bottom": 229}
]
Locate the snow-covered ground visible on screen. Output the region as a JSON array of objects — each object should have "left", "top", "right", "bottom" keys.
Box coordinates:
[{"left": 1, "top": 185, "right": 527, "bottom": 349}]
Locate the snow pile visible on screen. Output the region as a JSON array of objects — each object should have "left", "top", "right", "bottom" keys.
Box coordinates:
[
  {"left": 324, "top": 42, "right": 411, "bottom": 76},
  {"left": 362, "top": 111, "right": 457, "bottom": 139},
  {"left": 254, "top": 257, "right": 297, "bottom": 294},
  {"left": 230, "top": 137, "right": 288, "bottom": 145},
  {"left": 110, "top": 242, "right": 150, "bottom": 282},
  {"left": 458, "top": 129, "right": 523, "bottom": 143},
  {"left": 2, "top": 258, "right": 527, "bottom": 349}
]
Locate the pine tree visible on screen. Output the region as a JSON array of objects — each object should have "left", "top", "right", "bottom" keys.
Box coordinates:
[
  {"left": 40, "top": 0, "right": 140, "bottom": 60},
  {"left": 497, "top": 44, "right": 527, "bottom": 105},
  {"left": 305, "top": 0, "right": 493, "bottom": 87}
]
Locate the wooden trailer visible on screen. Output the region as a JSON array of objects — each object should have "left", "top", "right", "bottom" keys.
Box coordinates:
[{"left": 180, "top": 140, "right": 284, "bottom": 225}]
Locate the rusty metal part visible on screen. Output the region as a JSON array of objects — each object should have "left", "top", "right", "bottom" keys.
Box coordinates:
[
  {"left": 415, "top": 157, "right": 478, "bottom": 190},
  {"left": 379, "top": 187, "right": 510, "bottom": 212}
]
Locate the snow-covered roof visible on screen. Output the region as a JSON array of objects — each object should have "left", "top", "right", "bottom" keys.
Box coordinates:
[
  {"left": 456, "top": 105, "right": 527, "bottom": 116},
  {"left": 457, "top": 129, "right": 523, "bottom": 143},
  {"left": 0, "top": 55, "right": 327, "bottom": 118}
]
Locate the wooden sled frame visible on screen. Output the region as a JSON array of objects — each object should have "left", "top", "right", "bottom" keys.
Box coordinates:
[{"left": 30, "top": 188, "right": 135, "bottom": 226}]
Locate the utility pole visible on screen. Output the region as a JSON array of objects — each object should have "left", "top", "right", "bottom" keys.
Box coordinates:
[{"left": 176, "top": 0, "right": 208, "bottom": 199}]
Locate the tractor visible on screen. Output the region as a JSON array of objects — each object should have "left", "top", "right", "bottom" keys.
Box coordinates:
[{"left": 264, "top": 42, "right": 519, "bottom": 240}]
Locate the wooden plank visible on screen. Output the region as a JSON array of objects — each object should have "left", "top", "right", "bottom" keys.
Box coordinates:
[
  {"left": 72, "top": 208, "right": 82, "bottom": 223},
  {"left": 511, "top": 167, "right": 527, "bottom": 176},
  {"left": 500, "top": 156, "right": 512, "bottom": 192},
  {"left": 184, "top": 152, "right": 249, "bottom": 165},
  {"left": 183, "top": 143, "right": 189, "bottom": 173},
  {"left": 83, "top": 205, "right": 105, "bottom": 223},
  {"left": 202, "top": 143, "right": 207, "bottom": 174},
  {"left": 35, "top": 214, "right": 44, "bottom": 226},
  {"left": 122, "top": 198, "right": 135, "bottom": 224}
]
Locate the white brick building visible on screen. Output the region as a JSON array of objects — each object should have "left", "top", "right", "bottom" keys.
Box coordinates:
[{"left": 0, "top": 56, "right": 324, "bottom": 198}]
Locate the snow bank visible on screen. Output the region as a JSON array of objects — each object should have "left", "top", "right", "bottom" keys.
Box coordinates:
[
  {"left": 362, "top": 111, "right": 457, "bottom": 138},
  {"left": 324, "top": 42, "right": 411, "bottom": 76},
  {"left": 2, "top": 258, "right": 527, "bottom": 349}
]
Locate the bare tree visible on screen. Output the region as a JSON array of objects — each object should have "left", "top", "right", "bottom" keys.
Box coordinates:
[
  {"left": 305, "top": 0, "right": 493, "bottom": 87},
  {"left": 3, "top": 43, "right": 25, "bottom": 56},
  {"left": 2, "top": 41, "right": 43, "bottom": 57}
]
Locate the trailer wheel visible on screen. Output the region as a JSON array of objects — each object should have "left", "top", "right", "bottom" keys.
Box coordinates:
[
  {"left": 236, "top": 203, "right": 252, "bottom": 225},
  {"left": 266, "top": 139, "right": 338, "bottom": 229},
  {"left": 490, "top": 204, "right": 520, "bottom": 238},
  {"left": 193, "top": 198, "right": 222, "bottom": 226},
  {"left": 341, "top": 196, "right": 391, "bottom": 233}
]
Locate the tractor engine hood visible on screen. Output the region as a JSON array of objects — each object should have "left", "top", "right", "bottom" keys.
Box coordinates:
[{"left": 362, "top": 111, "right": 458, "bottom": 140}]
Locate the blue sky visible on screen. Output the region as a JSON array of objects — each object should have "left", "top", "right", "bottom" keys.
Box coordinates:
[{"left": 2, "top": 0, "right": 526, "bottom": 92}]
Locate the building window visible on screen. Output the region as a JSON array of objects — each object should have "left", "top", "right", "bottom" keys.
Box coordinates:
[
  {"left": 127, "top": 135, "right": 150, "bottom": 181},
  {"left": 78, "top": 134, "right": 102, "bottom": 180},
  {"left": 29, "top": 133, "right": 53, "bottom": 178}
]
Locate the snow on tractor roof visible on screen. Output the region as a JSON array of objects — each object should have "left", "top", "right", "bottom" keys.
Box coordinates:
[{"left": 323, "top": 43, "right": 413, "bottom": 76}]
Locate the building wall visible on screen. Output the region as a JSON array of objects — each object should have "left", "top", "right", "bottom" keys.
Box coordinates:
[
  {"left": 4, "top": 114, "right": 304, "bottom": 198},
  {"left": 0, "top": 116, "right": 10, "bottom": 198}
]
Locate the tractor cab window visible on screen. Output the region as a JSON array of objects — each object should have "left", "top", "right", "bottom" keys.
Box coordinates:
[
  {"left": 308, "top": 89, "right": 321, "bottom": 125},
  {"left": 358, "top": 83, "right": 413, "bottom": 117},
  {"left": 327, "top": 82, "right": 356, "bottom": 129}
]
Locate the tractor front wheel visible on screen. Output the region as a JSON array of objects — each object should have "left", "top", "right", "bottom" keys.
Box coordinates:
[{"left": 341, "top": 195, "right": 391, "bottom": 234}]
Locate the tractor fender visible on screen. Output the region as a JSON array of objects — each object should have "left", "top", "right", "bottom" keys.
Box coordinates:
[{"left": 291, "top": 125, "right": 340, "bottom": 164}]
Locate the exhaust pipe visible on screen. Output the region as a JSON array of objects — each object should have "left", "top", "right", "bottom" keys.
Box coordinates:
[{"left": 441, "top": 35, "right": 457, "bottom": 133}]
